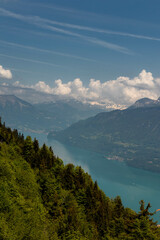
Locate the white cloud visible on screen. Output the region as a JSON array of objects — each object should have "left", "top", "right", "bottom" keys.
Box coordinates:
[
  {"left": 54, "top": 79, "right": 71, "bottom": 95},
  {"left": 34, "top": 81, "right": 52, "bottom": 94},
  {"left": 0, "top": 65, "right": 12, "bottom": 79},
  {"left": 12, "top": 70, "right": 160, "bottom": 108}
]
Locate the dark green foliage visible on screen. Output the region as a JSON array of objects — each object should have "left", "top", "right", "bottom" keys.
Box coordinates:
[{"left": 0, "top": 122, "right": 160, "bottom": 239}]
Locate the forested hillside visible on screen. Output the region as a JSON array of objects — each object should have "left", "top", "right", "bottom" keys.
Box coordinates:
[{"left": 0, "top": 120, "right": 160, "bottom": 239}]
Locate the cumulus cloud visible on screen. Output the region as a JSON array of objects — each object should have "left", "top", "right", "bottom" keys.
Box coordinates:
[
  {"left": 0, "top": 65, "right": 12, "bottom": 79},
  {"left": 13, "top": 70, "right": 160, "bottom": 109}
]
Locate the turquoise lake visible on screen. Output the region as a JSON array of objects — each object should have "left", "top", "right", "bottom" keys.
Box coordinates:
[{"left": 25, "top": 132, "right": 160, "bottom": 223}]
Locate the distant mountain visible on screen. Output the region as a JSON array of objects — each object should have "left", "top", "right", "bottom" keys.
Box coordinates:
[
  {"left": 129, "top": 97, "right": 160, "bottom": 109},
  {"left": 0, "top": 95, "right": 108, "bottom": 132},
  {"left": 51, "top": 97, "right": 160, "bottom": 172},
  {"left": 34, "top": 99, "right": 107, "bottom": 130},
  {"left": 0, "top": 95, "right": 38, "bottom": 130},
  {"left": 0, "top": 94, "right": 32, "bottom": 108}
]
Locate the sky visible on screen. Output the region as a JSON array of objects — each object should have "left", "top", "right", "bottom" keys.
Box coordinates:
[{"left": 1, "top": 0, "right": 160, "bottom": 108}]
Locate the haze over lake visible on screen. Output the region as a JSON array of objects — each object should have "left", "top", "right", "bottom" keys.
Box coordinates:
[{"left": 25, "top": 131, "right": 160, "bottom": 223}]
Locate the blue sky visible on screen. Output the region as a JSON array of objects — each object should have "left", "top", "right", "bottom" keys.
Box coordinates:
[{"left": 1, "top": 0, "right": 160, "bottom": 107}]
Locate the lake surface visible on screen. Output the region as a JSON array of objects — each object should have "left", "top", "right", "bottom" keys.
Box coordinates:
[{"left": 24, "top": 131, "right": 160, "bottom": 223}]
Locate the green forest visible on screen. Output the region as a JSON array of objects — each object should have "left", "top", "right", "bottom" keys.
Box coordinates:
[{"left": 0, "top": 120, "right": 160, "bottom": 240}]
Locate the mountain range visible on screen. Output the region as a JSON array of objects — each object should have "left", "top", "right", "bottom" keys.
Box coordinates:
[
  {"left": 0, "top": 94, "right": 108, "bottom": 132},
  {"left": 2, "top": 93, "right": 160, "bottom": 172},
  {"left": 50, "top": 97, "right": 160, "bottom": 172}
]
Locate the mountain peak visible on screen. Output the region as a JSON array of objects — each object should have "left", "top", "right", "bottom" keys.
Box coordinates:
[
  {"left": 128, "top": 97, "right": 160, "bottom": 109},
  {"left": 0, "top": 94, "right": 32, "bottom": 108}
]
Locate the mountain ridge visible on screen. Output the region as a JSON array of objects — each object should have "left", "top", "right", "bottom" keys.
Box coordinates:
[
  {"left": 0, "top": 94, "right": 109, "bottom": 132},
  {"left": 128, "top": 97, "right": 160, "bottom": 109},
  {"left": 50, "top": 97, "right": 160, "bottom": 172}
]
